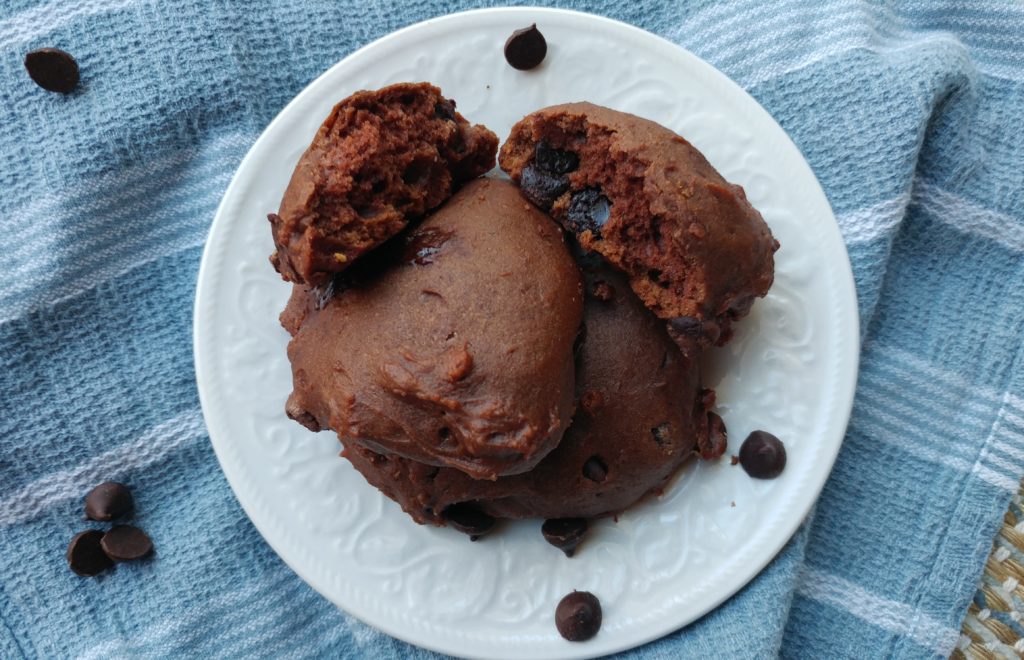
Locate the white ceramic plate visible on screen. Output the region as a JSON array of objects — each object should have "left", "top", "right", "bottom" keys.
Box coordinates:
[{"left": 194, "top": 7, "right": 858, "bottom": 659}]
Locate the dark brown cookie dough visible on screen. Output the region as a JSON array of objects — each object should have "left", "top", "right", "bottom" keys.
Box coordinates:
[
  {"left": 341, "top": 258, "right": 717, "bottom": 522},
  {"left": 282, "top": 178, "right": 583, "bottom": 480},
  {"left": 269, "top": 82, "right": 498, "bottom": 286},
  {"left": 499, "top": 102, "right": 778, "bottom": 358}
]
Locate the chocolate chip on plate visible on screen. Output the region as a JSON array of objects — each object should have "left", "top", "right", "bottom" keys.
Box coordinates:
[
  {"left": 67, "top": 530, "right": 114, "bottom": 576},
  {"left": 565, "top": 189, "right": 611, "bottom": 239},
  {"left": 739, "top": 430, "right": 786, "bottom": 479},
  {"left": 582, "top": 456, "right": 607, "bottom": 483},
  {"left": 555, "top": 591, "right": 602, "bottom": 641},
  {"left": 24, "top": 48, "right": 79, "bottom": 93},
  {"left": 542, "top": 518, "right": 588, "bottom": 557},
  {"left": 84, "top": 481, "right": 133, "bottom": 522},
  {"left": 100, "top": 525, "right": 153, "bottom": 561},
  {"left": 443, "top": 503, "right": 496, "bottom": 541},
  {"left": 504, "top": 24, "right": 547, "bottom": 70}
]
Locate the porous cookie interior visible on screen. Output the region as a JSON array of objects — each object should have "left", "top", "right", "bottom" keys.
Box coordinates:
[
  {"left": 270, "top": 83, "right": 498, "bottom": 285},
  {"left": 499, "top": 104, "right": 777, "bottom": 356}
]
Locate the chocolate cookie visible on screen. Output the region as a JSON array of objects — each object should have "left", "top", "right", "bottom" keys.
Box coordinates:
[
  {"left": 341, "top": 258, "right": 716, "bottom": 521},
  {"left": 269, "top": 83, "right": 498, "bottom": 286},
  {"left": 282, "top": 178, "right": 583, "bottom": 480},
  {"left": 499, "top": 103, "right": 778, "bottom": 357}
]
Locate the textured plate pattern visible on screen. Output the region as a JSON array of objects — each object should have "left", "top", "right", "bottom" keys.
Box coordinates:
[{"left": 193, "top": 8, "right": 859, "bottom": 660}]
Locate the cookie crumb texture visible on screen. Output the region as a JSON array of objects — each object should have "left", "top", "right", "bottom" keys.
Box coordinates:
[
  {"left": 270, "top": 82, "right": 498, "bottom": 285},
  {"left": 499, "top": 102, "right": 778, "bottom": 355}
]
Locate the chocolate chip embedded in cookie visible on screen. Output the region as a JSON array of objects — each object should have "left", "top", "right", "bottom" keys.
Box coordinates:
[
  {"left": 269, "top": 82, "right": 498, "bottom": 286},
  {"left": 500, "top": 103, "right": 778, "bottom": 356}
]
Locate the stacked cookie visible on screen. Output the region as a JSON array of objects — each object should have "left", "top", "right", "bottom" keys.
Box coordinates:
[{"left": 268, "top": 83, "right": 777, "bottom": 536}]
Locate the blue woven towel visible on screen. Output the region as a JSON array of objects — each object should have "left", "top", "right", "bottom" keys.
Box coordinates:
[{"left": 2, "top": 1, "right": 1023, "bottom": 658}]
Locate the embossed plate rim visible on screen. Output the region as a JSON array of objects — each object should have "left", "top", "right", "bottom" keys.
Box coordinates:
[{"left": 194, "top": 7, "right": 859, "bottom": 659}]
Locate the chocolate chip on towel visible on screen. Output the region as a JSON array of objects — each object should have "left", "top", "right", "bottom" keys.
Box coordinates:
[
  {"left": 100, "top": 525, "right": 153, "bottom": 561},
  {"left": 67, "top": 530, "right": 113, "bottom": 577},
  {"left": 24, "top": 48, "right": 79, "bottom": 93},
  {"left": 84, "top": 482, "right": 133, "bottom": 521}
]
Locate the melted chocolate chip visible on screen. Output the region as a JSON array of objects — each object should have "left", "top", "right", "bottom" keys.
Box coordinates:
[
  {"left": 67, "top": 530, "right": 113, "bottom": 577},
  {"left": 700, "top": 412, "right": 728, "bottom": 460},
  {"left": 519, "top": 164, "right": 569, "bottom": 209},
  {"left": 555, "top": 591, "right": 602, "bottom": 641},
  {"left": 650, "top": 422, "right": 672, "bottom": 448},
  {"left": 443, "top": 503, "right": 496, "bottom": 541},
  {"left": 667, "top": 316, "right": 701, "bottom": 337},
  {"left": 402, "top": 227, "right": 452, "bottom": 265},
  {"left": 24, "top": 48, "right": 79, "bottom": 93},
  {"left": 565, "top": 189, "right": 610, "bottom": 238},
  {"left": 582, "top": 456, "right": 607, "bottom": 483},
  {"left": 739, "top": 431, "right": 786, "bottom": 479},
  {"left": 542, "top": 518, "right": 588, "bottom": 557},
  {"left": 84, "top": 482, "right": 133, "bottom": 522},
  {"left": 504, "top": 24, "right": 547, "bottom": 70},
  {"left": 100, "top": 525, "right": 153, "bottom": 561},
  {"left": 534, "top": 142, "right": 578, "bottom": 175},
  {"left": 433, "top": 98, "right": 456, "bottom": 121}
]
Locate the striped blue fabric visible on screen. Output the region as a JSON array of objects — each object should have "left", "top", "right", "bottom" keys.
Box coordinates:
[{"left": 1, "top": 0, "right": 1022, "bottom": 657}]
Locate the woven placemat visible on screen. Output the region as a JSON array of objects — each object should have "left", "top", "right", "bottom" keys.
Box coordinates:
[{"left": 953, "top": 485, "right": 1024, "bottom": 659}]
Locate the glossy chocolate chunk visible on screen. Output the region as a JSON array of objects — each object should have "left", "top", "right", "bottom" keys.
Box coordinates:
[
  {"left": 541, "top": 518, "right": 588, "bottom": 557},
  {"left": 739, "top": 430, "right": 786, "bottom": 479},
  {"left": 504, "top": 24, "right": 547, "bottom": 70},
  {"left": 555, "top": 591, "right": 602, "bottom": 641},
  {"left": 67, "top": 530, "right": 113, "bottom": 576}
]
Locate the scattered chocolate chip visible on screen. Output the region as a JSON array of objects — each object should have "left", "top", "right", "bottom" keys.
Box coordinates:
[
  {"left": 67, "top": 530, "right": 113, "bottom": 577},
  {"left": 504, "top": 24, "right": 547, "bottom": 70},
  {"left": 519, "top": 164, "right": 569, "bottom": 209},
  {"left": 84, "top": 482, "right": 133, "bottom": 522},
  {"left": 542, "top": 518, "right": 588, "bottom": 557},
  {"left": 555, "top": 591, "right": 602, "bottom": 641},
  {"left": 579, "top": 389, "right": 604, "bottom": 414},
  {"left": 100, "top": 525, "right": 153, "bottom": 561},
  {"left": 700, "top": 412, "right": 728, "bottom": 460},
  {"left": 739, "top": 431, "right": 786, "bottom": 479},
  {"left": 443, "top": 503, "right": 496, "bottom": 541},
  {"left": 433, "top": 98, "right": 457, "bottom": 121},
  {"left": 730, "top": 455, "right": 740, "bottom": 466},
  {"left": 650, "top": 422, "right": 672, "bottom": 448},
  {"left": 24, "top": 48, "right": 79, "bottom": 93},
  {"left": 582, "top": 456, "right": 607, "bottom": 483},
  {"left": 591, "top": 280, "right": 615, "bottom": 301},
  {"left": 534, "top": 142, "right": 578, "bottom": 175},
  {"left": 565, "top": 189, "right": 611, "bottom": 238}
]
